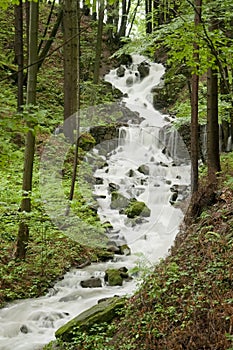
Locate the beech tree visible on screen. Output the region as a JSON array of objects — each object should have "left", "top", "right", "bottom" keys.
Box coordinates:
[
  {"left": 190, "top": 0, "right": 202, "bottom": 194},
  {"left": 14, "top": 0, "right": 24, "bottom": 111},
  {"left": 63, "top": 0, "right": 79, "bottom": 141},
  {"left": 93, "top": 0, "right": 104, "bottom": 84},
  {"left": 15, "top": 0, "right": 39, "bottom": 259}
]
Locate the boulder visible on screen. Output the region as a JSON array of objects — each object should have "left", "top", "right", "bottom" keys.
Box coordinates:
[
  {"left": 110, "top": 191, "right": 130, "bottom": 210},
  {"left": 109, "top": 182, "right": 120, "bottom": 192},
  {"left": 78, "top": 133, "right": 96, "bottom": 151},
  {"left": 105, "top": 267, "right": 130, "bottom": 286},
  {"left": 55, "top": 297, "right": 126, "bottom": 342},
  {"left": 138, "top": 164, "right": 150, "bottom": 175},
  {"left": 138, "top": 61, "right": 150, "bottom": 79},
  {"left": 95, "top": 177, "right": 103, "bottom": 185},
  {"left": 124, "top": 201, "right": 151, "bottom": 218},
  {"left": 118, "top": 244, "right": 131, "bottom": 256},
  {"left": 104, "top": 269, "right": 123, "bottom": 286},
  {"left": 116, "top": 65, "right": 126, "bottom": 77},
  {"left": 80, "top": 277, "right": 102, "bottom": 288}
]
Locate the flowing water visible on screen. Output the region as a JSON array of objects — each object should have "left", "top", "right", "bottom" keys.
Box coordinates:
[{"left": 0, "top": 55, "right": 190, "bottom": 350}]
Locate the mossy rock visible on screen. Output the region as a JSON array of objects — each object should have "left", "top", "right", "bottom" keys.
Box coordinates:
[
  {"left": 79, "top": 132, "right": 96, "bottom": 151},
  {"left": 55, "top": 297, "right": 126, "bottom": 342},
  {"left": 105, "top": 269, "right": 123, "bottom": 286},
  {"left": 125, "top": 201, "right": 151, "bottom": 218},
  {"left": 119, "top": 244, "right": 131, "bottom": 256},
  {"left": 110, "top": 191, "right": 130, "bottom": 210}
]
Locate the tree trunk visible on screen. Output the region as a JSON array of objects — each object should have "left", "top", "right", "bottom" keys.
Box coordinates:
[
  {"left": 63, "top": 0, "right": 78, "bottom": 142},
  {"left": 207, "top": 66, "right": 221, "bottom": 180},
  {"left": 117, "top": 0, "right": 131, "bottom": 39},
  {"left": 15, "top": 1, "right": 39, "bottom": 259},
  {"left": 14, "top": 0, "right": 24, "bottom": 111},
  {"left": 93, "top": 0, "right": 104, "bottom": 84},
  {"left": 190, "top": 0, "right": 202, "bottom": 195},
  {"left": 65, "top": 0, "right": 81, "bottom": 216},
  {"left": 38, "top": 6, "right": 63, "bottom": 70},
  {"left": 145, "top": 0, "right": 152, "bottom": 33}
]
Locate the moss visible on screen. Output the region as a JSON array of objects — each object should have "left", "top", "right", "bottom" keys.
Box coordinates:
[
  {"left": 78, "top": 132, "right": 96, "bottom": 151},
  {"left": 55, "top": 297, "right": 126, "bottom": 342},
  {"left": 124, "top": 201, "right": 151, "bottom": 218},
  {"left": 105, "top": 269, "right": 123, "bottom": 286},
  {"left": 110, "top": 191, "right": 130, "bottom": 210}
]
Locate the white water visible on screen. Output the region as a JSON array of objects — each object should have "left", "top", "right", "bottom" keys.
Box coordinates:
[{"left": 0, "top": 55, "right": 190, "bottom": 350}]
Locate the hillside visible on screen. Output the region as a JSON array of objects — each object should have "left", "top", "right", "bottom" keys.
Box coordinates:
[{"left": 46, "top": 160, "right": 233, "bottom": 349}]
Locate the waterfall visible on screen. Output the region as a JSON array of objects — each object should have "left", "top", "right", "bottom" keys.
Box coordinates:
[{"left": 0, "top": 55, "right": 190, "bottom": 350}]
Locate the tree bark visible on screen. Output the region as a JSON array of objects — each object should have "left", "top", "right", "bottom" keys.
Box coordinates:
[
  {"left": 15, "top": 1, "right": 39, "bottom": 259},
  {"left": 14, "top": 0, "right": 24, "bottom": 111},
  {"left": 145, "top": 0, "right": 152, "bottom": 33},
  {"left": 207, "top": 66, "right": 221, "bottom": 180},
  {"left": 63, "top": 0, "right": 78, "bottom": 142},
  {"left": 93, "top": 0, "right": 104, "bottom": 84},
  {"left": 190, "top": 0, "right": 202, "bottom": 195},
  {"left": 65, "top": 0, "right": 81, "bottom": 216}
]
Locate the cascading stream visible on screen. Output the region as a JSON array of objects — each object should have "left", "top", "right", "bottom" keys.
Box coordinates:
[{"left": 0, "top": 55, "right": 190, "bottom": 350}]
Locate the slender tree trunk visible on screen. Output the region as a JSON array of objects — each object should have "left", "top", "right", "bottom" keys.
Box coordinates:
[
  {"left": 190, "top": 0, "right": 202, "bottom": 195},
  {"left": 38, "top": 0, "right": 56, "bottom": 54},
  {"left": 207, "top": 66, "right": 221, "bottom": 180},
  {"left": 15, "top": 1, "right": 39, "bottom": 259},
  {"left": 38, "top": 7, "right": 63, "bottom": 70},
  {"left": 63, "top": 0, "right": 78, "bottom": 142},
  {"left": 127, "top": 0, "right": 140, "bottom": 37},
  {"left": 93, "top": 0, "right": 104, "bottom": 84},
  {"left": 65, "top": 0, "right": 81, "bottom": 216},
  {"left": 153, "top": 0, "right": 160, "bottom": 26},
  {"left": 145, "top": 0, "right": 152, "bottom": 33},
  {"left": 14, "top": 0, "right": 24, "bottom": 111},
  {"left": 117, "top": 0, "right": 131, "bottom": 39}
]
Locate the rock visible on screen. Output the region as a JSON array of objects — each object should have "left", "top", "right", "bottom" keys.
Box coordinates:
[
  {"left": 118, "top": 267, "right": 129, "bottom": 279},
  {"left": 107, "top": 245, "right": 120, "bottom": 254},
  {"left": 110, "top": 191, "right": 130, "bottom": 210},
  {"left": 126, "top": 76, "right": 134, "bottom": 87},
  {"left": 20, "top": 325, "right": 29, "bottom": 334},
  {"left": 128, "top": 169, "right": 135, "bottom": 177},
  {"left": 116, "top": 65, "right": 126, "bottom": 77},
  {"left": 118, "top": 244, "right": 131, "bottom": 256},
  {"left": 159, "top": 162, "right": 168, "bottom": 167},
  {"left": 109, "top": 182, "right": 120, "bottom": 192},
  {"left": 107, "top": 241, "right": 120, "bottom": 253},
  {"left": 138, "top": 61, "right": 150, "bottom": 79},
  {"left": 102, "top": 221, "right": 114, "bottom": 230},
  {"left": 169, "top": 191, "right": 178, "bottom": 205},
  {"left": 80, "top": 277, "right": 102, "bottom": 288},
  {"left": 138, "top": 164, "right": 150, "bottom": 175},
  {"left": 95, "top": 177, "right": 103, "bottom": 185},
  {"left": 105, "top": 269, "right": 123, "bottom": 286},
  {"left": 55, "top": 297, "right": 126, "bottom": 342},
  {"left": 94, "top": 250, "right": 114, "bottom": 262},
  {"left": 118, "top": 54, "right": 133, "bottom": 67},
  {"left": 166, "top": 180, "right": 172, "bottom": 185},
  {"left": 78, "top": 133, "right": 96, "bottom": 151},
  {"left": 124, "top": 201, "right": 151, "bottom": 218}
]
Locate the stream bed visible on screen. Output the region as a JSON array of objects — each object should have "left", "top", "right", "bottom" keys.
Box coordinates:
[{"left": 0, "top": 55, "right": 190, "bottom": 350}]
